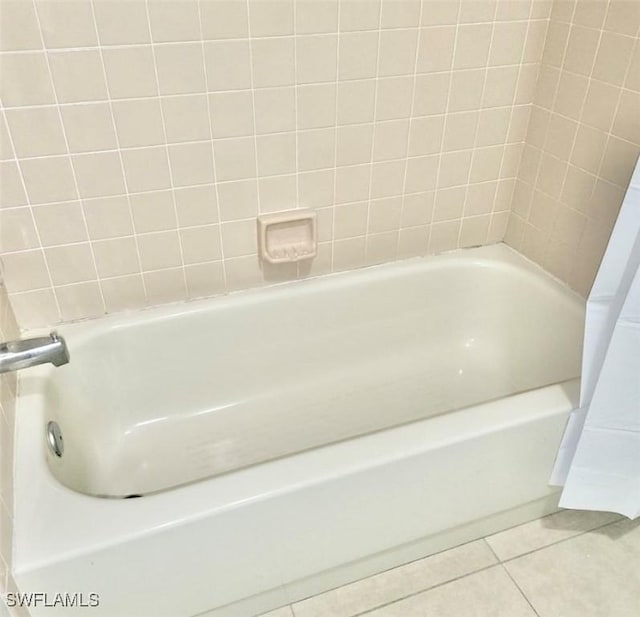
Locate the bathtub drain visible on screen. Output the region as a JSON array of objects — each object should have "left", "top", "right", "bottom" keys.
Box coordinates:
[{"left": 46, "top": 421, "right": 64, "bottom": 457}]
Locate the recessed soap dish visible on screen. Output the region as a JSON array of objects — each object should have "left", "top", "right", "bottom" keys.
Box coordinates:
[{"left": 258, "top": 209, "right": 317, "bottom": 264}]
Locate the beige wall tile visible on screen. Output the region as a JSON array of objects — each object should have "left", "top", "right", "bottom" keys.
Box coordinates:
[
  {"left": 296, "top": 0, "right": 338, "bottom": 34},
  {"left": 259, "top": 174, "right": 297, "bottom": 212},
  {"left": 211, "top": 91, "right": 256, "bottom": 138},
  {"left": 258, "top": 133, "right": 297, "bottom": 176},
  {"left": 340, "top": 0, "right": 381, "bottom": 32},
  {"left": 155, "top": 43, "right": 206, "bottom": 95},
  {"left": 405, "top": 155, "right": 439, "bottom": 193},
  {"left": 185, "top": 261, "right": 226, "bottom": 299},
  {"left": 213, "top": 137, "right": 256, "bottom": 181},
  {"left": 20, "top": 157, "right": 77, "bottom": 205},
  {"left": 49, "top": 50, "right": 108, "bottom": 103},
  {"left": 174, "top": 185, "right": 219, "bottom": 227},
  {"left": 221, "top": 220, "right": 257, "bottom": 257},
  {"left": 5, "top": 107, "right": 66, "bottom": 158},
  {"left": 93, "top": 0, "right": 151, "bottom": 45},
  {"left": 35, "top": 0, "right": 97, "bottom": 49},
  {"left": 371, "top": 160, "right": 406, "bottom": 198},
  {"left": 297, "top": 84, "right": 336, "bottom": 130},
  {"left": 130, "top": 191, "right": 176, "bottom": 233},
  {"left": 112, "top": 99, "right": 165, "bottom": 148},
  {"left": 122, "top": 147, "right": 171, "bottom": 192},
  {"left": 163, "top": 95, "right": 211, "bottom": 143},
  {"left": 201, "top": 1, "right": 249, "bottom": 39},
  {"left": 93, "top": 237, "right": 141, "bottom": 278},
  {"left": 32, "top": 201, "right": 87, "bottom": 246},
  {"left": 1, "top": 250, "right": 49, "bottom": 293},
  {"left": 102, "top": 47, "right": 158, "bottom": 99},
  {"left": 337, "top": 80, "right": 376, "bottom": 125},
  {"left": 298, "top": 129, "right": 334, "bottom": 172},
  {"left": 339, "top": 31, "right": 380, "bottom": 80},
  {"left": 368, "top": 197, "right": 402, "bottom": 233},
  {"left": 0, "top": 208, "right": 39, "bottom": 253},
  {"left": 101, "top": 275, "right": 146, "bottom": 313},
  {"left": 333, "top": 236, "right": 366, "bottom": 270},
  {"left": 6, "top": 0, "right": 628, "bottom": 325},
  {"left": 375, "top": 76, "right": 413, "bottom": 121},
  {"left": 490, "top": 22, "right": 528, "bottom": 66},
  {"left": 378, "top": 29, "right": 419, "bottom": 77},
  {"left": 61, "top": 103, "right": 118, "bottom": 153},
  {"left": 417, "top": 26, "right": 456, "bottom": 72},
  {"left": 148, "top": 0, "right": 201, "bottom": 43},
  {"left": 45, "top": 244, "right": 96, "bottom": 285},
  {"left": 137, "top": 231, "right": 182, "bottom": 271},
  {"left": 8, "top": 288, "right": 59, "bottom": 329},
  {"left": 143, "top": 268, "right": 186, "bottom": 305},
  {"left": 180, "top": 226, "right": 222, "bottom": 264},
  {"left": 381, "top": 0, "right": 421, "bottom": 28},
  {"left": 0, "top": 1, "right": 42, "bottom": 51},
  {"left": 252, "top": 38, "right": 295, "bottom": 88},
  {"left": 296, "top": 34, "right": 338, "bottom": 84},
  {"left": 204, "top": 41, "right": 252, "bottom": 91},
  {"left": 337, "top": 124, "right": 374, "bottom": 166},
  {"left": 56, "top": 281, "right": 104, "bottom": 321},
  {"left": 0, "top": 53, "right": 55, "bottom": 106},
  {"left": 454, "top": 24, "right": 493, "bottom": 69},
  {"left": 409, "top": 116, "right": 445, "bottom": 156},
  {"left": 249, "top": 0, "right": 293, "bottom": 36},
  {"left": 169, "top": 142, "right": 215, "bottom": 187},
  {"left": 83, "top": 196, "right": 134, "bottom": 240},
  {"left": 73, "top": 152, "right": 126, "bottom": 199},
  {"left": 592, "top": 31, "right": 635, "bottom": 86}
]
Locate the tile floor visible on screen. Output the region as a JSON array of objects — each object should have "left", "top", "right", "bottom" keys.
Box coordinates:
[{"left": 258, "top": 510, "right": 640, "bottom": 617}]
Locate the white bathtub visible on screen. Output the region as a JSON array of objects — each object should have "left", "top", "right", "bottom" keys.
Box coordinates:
[{"left": 12, "top": 244, "right": 584, "bottom": 616}]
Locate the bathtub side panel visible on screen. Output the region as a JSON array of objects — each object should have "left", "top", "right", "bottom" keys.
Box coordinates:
[{"left": 15, "top": 400, "right": 571, "bottom": 617}]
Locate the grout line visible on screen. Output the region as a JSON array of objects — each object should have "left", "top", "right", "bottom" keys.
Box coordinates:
[
  {"left": 88, "top": 0, "right": 148, "bottom": 306},
  {"left": 328, "top": 0, "right": 342, "bottom": 273},
  {"left": 0, "top": 108, "right": 61, "bottom": 323},
  {"left": 498, "top": 560, "right": 542, "bottom": 617},
  {"left": 29, "top": 0, "right": 103, "bottom": 320},
  {"left": 143, "top": 0, "right": 190, "bottom": 298},
  {"left": 491, "top": 0, "right": 545, "bottom": 244},
  {"left": 428, "top": 0, "right": 463, "bottom": 254},
  {"left": 4, "top": 106, "right": 635, "bottom": 165},
  {"left": 195, "top": 0, "right": 228, "bottom": 293},
  {"left": 516, "top": 0, "right": 579, "bottom": 255},
  {"left": 1, "top": 14, "right": 635, "bottom": 56},
  {"left": 455, "top": 0, "right": 500, "bottom": 250},
  {"left": 362, "top": 0, "right": 384, "bottom": 266},
  {"left": 396, "top": 0, "right": 426, "bottom": 258},
  {"left": 245, "top": 0, "right": 263, "bottom": 223}
]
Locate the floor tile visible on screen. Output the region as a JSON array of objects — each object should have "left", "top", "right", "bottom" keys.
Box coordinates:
[
  {"left": 364, "top": 565, "right": 537, "bottom": 617},
  {"left": 505, "top": 518, "right": 640, "bottom": 617},
  {"left": 291, "top": 539, "right": 497, "bottom": 617},
  {"left": 485, "top": 509, "right": 622, "bottom": 561}
]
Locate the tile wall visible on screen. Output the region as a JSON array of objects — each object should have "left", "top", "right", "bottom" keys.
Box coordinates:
[
  {"left": 506, "top": 0, "right": 640, "bottom": 296},
  {"left": 0, "top": 276, "right": 18, "bottom": 599},
  {"left": 0, "top": 0, "right": 552, "bottom": 328}
]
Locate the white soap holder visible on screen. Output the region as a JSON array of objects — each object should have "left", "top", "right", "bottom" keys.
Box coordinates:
[{"left": 257, "top": 209, "right": 317, "bottom": 264}]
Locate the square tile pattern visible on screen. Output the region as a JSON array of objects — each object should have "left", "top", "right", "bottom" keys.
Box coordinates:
[
  {"left": 0, "top": 0, "right": 561, "bottom": 328},
  {"left": 505, "top": 0, "right": 640, "bottom": 296},
  {"left": 257, "top": 511, "right": 639, "bottom": 617}
]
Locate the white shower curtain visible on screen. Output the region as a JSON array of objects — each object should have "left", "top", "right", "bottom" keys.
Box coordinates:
[{"left": 550, "top": 155, "right": 640, "bottom": 519}]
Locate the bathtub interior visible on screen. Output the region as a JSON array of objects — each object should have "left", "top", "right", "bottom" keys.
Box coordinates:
[{"left": 40, "top": 245, "right": 585, "bottom": 496}]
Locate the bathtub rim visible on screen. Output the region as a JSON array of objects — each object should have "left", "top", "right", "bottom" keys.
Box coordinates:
[{"left": 15, "top": 243, "right": 585, "bottom": 344}]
